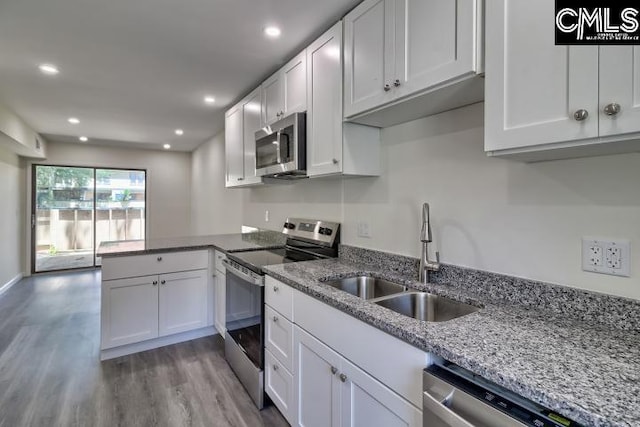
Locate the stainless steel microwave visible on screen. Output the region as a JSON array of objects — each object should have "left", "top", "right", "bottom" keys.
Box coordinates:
[{"left": 255, "top": 112, "right": 306, "bottom": 178}]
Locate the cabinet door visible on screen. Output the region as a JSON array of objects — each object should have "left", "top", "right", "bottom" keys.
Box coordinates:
[
  {"left": 283, "top": 50, "right": 308, "bottom": 116},
  {"left": 262, "top": 72, "right": 283, "bottom": 125},
  {"left": 214, "top": 270, "right": 226, "bottom": 337},
  {"left": 101, "top": 275, "right": 158, "bottom": 349},
  {"left": 266, "top": 349, "right": 295, "bottom": 425},
  {"left": 484, "top": 0, "right": 599, "bottom": 152},
  {"left": 158, "top": 269, "right": 208, "bottom": 337},
  {"left": 242, "top": 87, "right": 263, "bottom": 185},
  {"left": 340, "top": 358, "right": 422, "bottom": 427},
  {"left": 344, "top": 0, "right": 395, "bottom": 118},
  {"left": 225, "top": 104, "right": 245, "bottom": 187},
  {"left": 307, "top": 22, "right": 343, "bottom": 177},
  {"left": 599, "top": 46, "right": 640, "bottom": 137},
  {"left": 394, "top": 0, "right": 478, "bottom": 99},
  {"left": 294, "top": 326, "right": 341, "bottom": 427}
]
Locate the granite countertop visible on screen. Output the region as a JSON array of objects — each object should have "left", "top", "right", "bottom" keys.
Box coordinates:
[
  {"left": 262, "top": 258, "right": 640, "bottom": 427},
  {"left": 97, "top": 230, "right": 287, "bottom": 257}
]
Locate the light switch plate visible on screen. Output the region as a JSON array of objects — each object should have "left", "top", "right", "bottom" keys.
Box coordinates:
[{"left": 582, "top": 237, "right": 630, "bottom": 277}]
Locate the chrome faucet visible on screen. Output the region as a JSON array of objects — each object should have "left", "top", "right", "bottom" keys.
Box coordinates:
[{"left": 419, "top": 203, "right": 440, "bottom": 283}]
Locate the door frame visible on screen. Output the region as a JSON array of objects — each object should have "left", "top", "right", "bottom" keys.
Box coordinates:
[{"left": 30, "top": 164, "right": 147, "bottom": 274}]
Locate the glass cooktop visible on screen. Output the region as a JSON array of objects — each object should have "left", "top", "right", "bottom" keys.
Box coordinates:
[{"left": 227, "top": 248, "right": 319, "bottom": 274}]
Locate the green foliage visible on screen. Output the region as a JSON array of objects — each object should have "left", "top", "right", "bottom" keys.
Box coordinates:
[{"left": 36, "top": 166, "right": 93, "bottom": 189}]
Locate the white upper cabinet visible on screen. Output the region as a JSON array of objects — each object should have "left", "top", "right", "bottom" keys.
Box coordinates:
[
  {"left": 598, "top": 46, "right": 640, "bottom": 138},
  {"left": 224, "top": 104, "right": 244, "bottom": 187},
  {"left": 307, "top": 22, "right": 381, "bottom": 178},
  {"left": 262, "top": 50, "right": 307, "bottom": 125},
  {"left": 241, "top": 87, "right": 263, "bottom": 185},
  {"left": 344, "top": 0, "right": 483, "bottom": 127},
  {"left": 225, "top": 88, "right": 264, "bottom": 188},
  {"left": 485, "top": 1, "right": 640, "bottom": 160},
  {"left": 343, "top": 0, "right": 394, "bottom": 118}
]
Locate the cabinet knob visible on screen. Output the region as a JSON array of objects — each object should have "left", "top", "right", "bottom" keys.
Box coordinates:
[
  {"left": 237, "top": 177, "right": 244, "bottom": 181},
  {"left": 384, "top": 84, "right": 391, "bottom": 92},
  {"left": 272, "top": 316, "right": 278, "bottom": 322},
  {"left": 273, "top": 364, "right": 279, "bottom": 371},
  {"left": 339, "top": 373, "right": 347, "bottom": 382},
  {"left": 273, "top": 286, "right": 279, "bottom": 292},
  {"left": 280, "top": 111, "right": 284, "bottom": 117},
  {"left": 603, "top": 103, "right": 621, "bottom": 116},
  {"left": 394, "top": 79, "right": 401, "bottom": 87},
  {"left": 330, "top": 366, "right": 338, "bottom": 375},
  {"left": 152, "top": 280, "right": 158, "bottom": 286},
  {"left": 161, "top": 280, "right": 166, "bottom": 285},
  {"left": 157, "top": 256, "right": 162, "bottom": 262},
  {"left": 573, "top": 109, "right": 589, "bottom": 121},
  {"left": 332, "top": 158, "right": 339, "bottom": 165}
]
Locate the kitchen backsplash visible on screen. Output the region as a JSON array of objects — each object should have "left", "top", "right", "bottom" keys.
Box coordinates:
[{"left": 339, "top": 244, "right": 640, "bottom": 333}]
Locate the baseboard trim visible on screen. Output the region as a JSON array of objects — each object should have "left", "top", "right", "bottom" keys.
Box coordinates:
[
  {"left": 0, "top": 273, "right": 23, "bottom": 296},
  {"left": 100, "top": 326, "right": 217, "bottom": 361}
]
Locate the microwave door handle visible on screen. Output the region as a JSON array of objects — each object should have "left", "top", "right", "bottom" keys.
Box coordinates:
[
  {"left": 275, "top": 131, "right": 282, "bottom": 164},
  {"left": 423, "top": 389, "right": 476, "bottom": 427}
]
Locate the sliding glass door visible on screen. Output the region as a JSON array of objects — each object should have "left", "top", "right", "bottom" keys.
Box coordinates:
[{"left": 32, "top": 165, "right": 146, "bottom": 273}]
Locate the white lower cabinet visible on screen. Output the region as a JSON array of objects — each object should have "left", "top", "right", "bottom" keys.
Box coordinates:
[
  {"left": 100, "top": 250, "right": 213, "bottom": 359},
  {"left": 294, "top": 326, "right": 421, "bottom": 427},
  {"left": 158, "top": 270, "right": 208, "bottom": 337},
  {"left": 265, "top": 276, "right": 426, "bottom": 427},
  {"left": 101, "top": 274, "right": 159, "bottom": 349}
]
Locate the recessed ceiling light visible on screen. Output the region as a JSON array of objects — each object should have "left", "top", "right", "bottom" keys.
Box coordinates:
[
  {"left": 79, "top": 136, "right": 88, "bottom": 142},
  {"left": 39, "top": 63, "right": 59, "bottom": 75},
  {"left": 204, "top": 96, "right": 216, "bottom": 105},
  {"left": 175, "top": 129, "right": 184, "bottom": 136},
  {"left": 264, "top": 26, "right": 281, "bottom": 38},
  {"left": 163, "top": 144, "right": 171, "bottom": 150},
  {"left": 68, "top": 117, "right": 80, "bottom": 124}
]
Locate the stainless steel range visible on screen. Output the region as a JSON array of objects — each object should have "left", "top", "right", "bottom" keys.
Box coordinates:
[{"left": 222, "top": 218, "right": 340, "bottom": 408}]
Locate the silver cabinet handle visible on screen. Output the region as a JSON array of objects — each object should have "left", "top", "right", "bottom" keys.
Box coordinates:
[
  {"left": 272, "top": 316, "right": 278, "bottom": 322},
  {"left": 574, "top": 109, "right": 589, "bottom": 121},
  {"left": 152, "top": 280, "right": 158, "bottom": 286},
  {"left": 160, "top": 280, "right": 166, "bottom": 285},
  {"left": 394, "top": 79, "right": 401, "bottom": 87},
  {"left": 237, "top": 177, "right": 244, "bottom": 181},
  {"left": 339, "top": 373, "right": 347, "bottom": 382},
  {"left": 330, "top": 366, "right": 338, "bottom": 375},
  {"left": 384, "top": 84, "right": 391, "bottom": 92},
  {"left": 273, "top": 364, "right": 279, "bottom": 371},
  {"left": 273, "top": 286, "right": 279, "bottom": 292},
  {"left": 604, "top": 103, "right": 621, "bottom": 116},
  {"left": 280, "top": 111, "right": 284, "bottom": 117},
  {"left": 332, "top": 158, "right": 339, "bottom": 164},
  {"left": 157, "top": 256, "right": 162, "bottom": 262}
]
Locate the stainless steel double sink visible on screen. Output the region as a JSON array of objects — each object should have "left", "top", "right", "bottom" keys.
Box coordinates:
[{"left": 323, "top": 276, "right": 479, "bottom": 322}]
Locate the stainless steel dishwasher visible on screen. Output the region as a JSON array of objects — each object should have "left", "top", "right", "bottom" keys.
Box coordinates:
[{"left": 423, "top": 362, "right": 583, "bottom": 427}]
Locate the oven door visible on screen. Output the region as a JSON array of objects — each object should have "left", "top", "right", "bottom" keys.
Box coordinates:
[{"left": 224, "top": 265, "right": 264, "bottom": 369}]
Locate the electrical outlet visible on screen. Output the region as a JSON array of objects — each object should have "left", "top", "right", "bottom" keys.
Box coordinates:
[
  {"left": 357, "top": 222, "right": 371, "bottom": 238},
  {"left": 582, "top": 238, "right": 630, "bottom": 277}
]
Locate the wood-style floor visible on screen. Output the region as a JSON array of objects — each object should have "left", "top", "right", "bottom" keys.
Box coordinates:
[{"left": 0, "top": 270, "right": 288, "bottom": 427}]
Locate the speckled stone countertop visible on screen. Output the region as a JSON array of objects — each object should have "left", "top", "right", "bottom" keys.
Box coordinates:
[
  {"left": 262, "top": 258, "right": 640, "bottom": 427},
  {"left": 97, "top": 230, "right": 286, "bottom": 257}
]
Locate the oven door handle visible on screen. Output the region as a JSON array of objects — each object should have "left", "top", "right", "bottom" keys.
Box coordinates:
[{"left": 222, "top": 259, "right": 264, "bottom": 286}]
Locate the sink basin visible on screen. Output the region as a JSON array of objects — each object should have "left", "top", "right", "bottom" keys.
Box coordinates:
[
  {"left": 375, "top": 292, "right": 479, "bottom": 322},
  {"left": 323, "top": 276, "right": 407, "bottom": 300}
]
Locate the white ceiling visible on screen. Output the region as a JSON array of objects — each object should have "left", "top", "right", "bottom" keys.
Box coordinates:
[{"left": 0, "top": 0, "right": 361, "bottom": 151}]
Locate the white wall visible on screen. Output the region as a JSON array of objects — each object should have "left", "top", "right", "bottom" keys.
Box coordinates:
[
  {"left": 30, "top": 141, "right": 192, "bottom": 246},
  {"left": 0, "top": 146, "right": 24, "bottom": 286},
  {"left": 239, "top": 103, "right": 640, "bottom": 300},
  {"left": 190, "top": 131, "right": 243, "bottom": 235}
]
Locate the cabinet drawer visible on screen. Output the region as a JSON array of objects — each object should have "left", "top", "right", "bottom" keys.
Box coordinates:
[
  {"left": 102, "top": 250, "right": 208, "bottom": 281},
  {"left": 265, "top": 305, "right": 294, "bottom": 372},
  {"left": 265, "top": 276, "right": 293, "bottom": 321},
  {"left": 265, "top": 349, "right": 294, "bottom": 425},
  {"left": 214, "top": 251, "right": 227, "bottom": 273}
]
